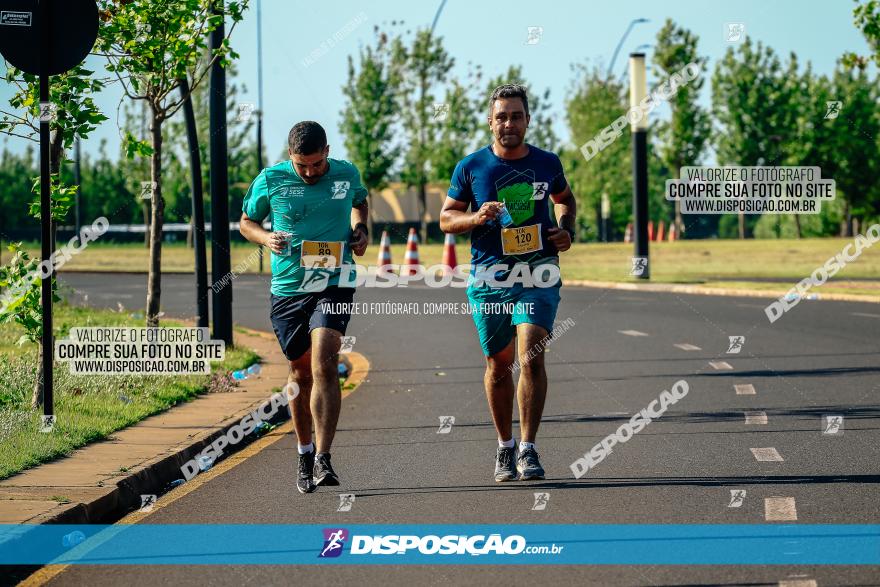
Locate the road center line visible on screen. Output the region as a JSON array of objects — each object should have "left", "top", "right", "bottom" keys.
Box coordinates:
[
  {"left": 735, "top": 384, "right": 756, "bottom": 395},
  {"left": 744, "top": 411, "right": 768, "bottom": 424},
  {"left": 618, "top": 330, "right": 649, "bottom": 337},
  {"left": 710, "top": 361, "right": 734, "bottom": 370},
  {"left": 674, "top": 343, "right": 701, "bottom": 351},
  {"left": 765, "top": 496, "right": 798, "bottom": 521},
  {"left": 778, "top": 578, "right": 817, "bottom": 587},
  {"left": 751, "top": 447, "right": 784, "bottom": 461},
  {"left": 851, "top": 312, "right": 880, "bottom": 319}
]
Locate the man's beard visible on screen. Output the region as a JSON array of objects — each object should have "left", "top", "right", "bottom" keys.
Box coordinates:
[{"left": 498, "top": 132, "right": 524, "bottom": 147}]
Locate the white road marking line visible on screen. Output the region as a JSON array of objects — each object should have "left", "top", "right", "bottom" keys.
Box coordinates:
[
  {"left": 618, "top": 330, "right": 649, "bottom": 337},
  {"left": 851, "top": 312, "right": 880, "bottom": 319},
  {"left": 751, "top": 447, "right": 784, "bottom": 461},
  {"left": 710, "top": 361, "right": 734, "bottom": 370},
  {"left": 778, "top": 579, "right": 817, "bottom": 587},
  {"left": 734, "top": 383, "right": 756, "bottom": 395},
  {"left": 744, "top": 411, "right": 768, "bottom": 425},
  {"left": 765, "top": 497, "right": 798, "bottom": 521},
  {"left": 674, "top": 343, "right": 701, "bottom": 351}
]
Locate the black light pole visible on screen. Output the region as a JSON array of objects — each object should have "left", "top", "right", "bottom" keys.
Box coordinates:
[
  {"left": 39, "top": 0, "right": 53, "bottom": 416},
  {"left": 256, "top": 0, "right": 264, "bottom": 273},
  {"left": 179, "top": 77, "right": 209, "bottom": 328},
  {"left": 630, "top": 53, "right": 649, "bottom": 279},
  {"left": 210, "top": 0, "right": 233, "bottom": 344},
  {"left": 74, "top": 137, "right": 82, "bottom": 236}
]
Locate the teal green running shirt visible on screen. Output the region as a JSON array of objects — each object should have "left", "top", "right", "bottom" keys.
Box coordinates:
[{"left": 242, "top": 158, "right": 368, "bottom": 295}]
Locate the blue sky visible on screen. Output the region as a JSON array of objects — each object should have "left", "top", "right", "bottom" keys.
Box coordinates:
[{"left": 0, "top": 0, "right": 872, "bottom": 163}]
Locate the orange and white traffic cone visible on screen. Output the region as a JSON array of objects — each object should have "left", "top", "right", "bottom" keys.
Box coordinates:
[
  {"left": 648, "top": 220, "right": 655, "bottom": 242},
  {"left": 656, "top": 220, "right": 665, "bottom": 242},
  {"left": 624, "top": 223, "right": 633, "bottom": 243},
  {"left": 668, "top": 224, "right": 677, "bottom": 242},
  {"left": 377, "top": 230, "right": 392, "bottom": 271},
  {"left": 441, "top": 233, "right": 458, "bottom": 275},
  {"left": 403, "top": 228, "right": 420, "bottom": 276}
]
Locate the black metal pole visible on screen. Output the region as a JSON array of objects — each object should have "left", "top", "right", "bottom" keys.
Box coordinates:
[
  {"left": 632, "top": 130, "right": 649, "bottom": 278},
  {"left": 630, "top": 52, "right": 649, "bottom": 279},
  {"left": 39, "top": 0, "right": 53, "bottom": 416},
  {"left": 256, "top": 0, "right": 264, "bottom": 273},
  {"left": 180, "top": 78, "right": 209, "bottom": 328},
  {"left": 209, "top": 1, "right": 233, "bottom": 345},
  {"left": 74, "top": 137, "right": 82, "bottom": 236}
]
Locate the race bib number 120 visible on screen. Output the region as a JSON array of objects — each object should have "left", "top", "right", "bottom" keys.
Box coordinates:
[{"left": 501, "top": 224, "right": 542, "bottom": 255}]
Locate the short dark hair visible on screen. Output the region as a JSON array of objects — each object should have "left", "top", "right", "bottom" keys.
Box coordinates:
[
  {"left": 489, "top": 84, "right": 530, "bottom": 116},
  {"left": 288, "top": 121, "right": 327, "bottom": 155}
]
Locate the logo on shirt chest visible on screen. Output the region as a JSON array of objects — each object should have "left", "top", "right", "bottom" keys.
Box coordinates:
[
  {"left": 286, "top": 186, "right": 305, "bottom": 197},
  {"left": 331, "top": 181, "right": 350, "bottom": 199}
]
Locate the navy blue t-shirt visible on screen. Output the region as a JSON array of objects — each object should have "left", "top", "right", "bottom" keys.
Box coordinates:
[{"left": 448, "top": 144, "right": 568, "bottom": 268}]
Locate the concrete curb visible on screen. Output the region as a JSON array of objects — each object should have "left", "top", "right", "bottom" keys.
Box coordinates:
[
  {"left": 5, "top": 327, "right": 369, "bottom": 527},
  {"left": 565, "top": 279, "right": 879, "bottom": 304}
]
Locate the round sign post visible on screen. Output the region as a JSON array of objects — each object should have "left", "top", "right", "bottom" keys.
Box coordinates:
[{"left": 0, "top": 0, "right": 99, "bottom": 419}]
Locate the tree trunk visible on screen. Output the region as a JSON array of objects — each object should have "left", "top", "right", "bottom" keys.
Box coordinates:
[
  {"left": 30, "top": 344, "right": 43, "bottom": 410},
  {"left": 793, "top": 214, "right": 802, "bottom": 239},
  {"left": 143, "top": 201, "right": 150, "bottom": 247},
  {"left": 146, "top": 114, "right": 164, "bottom": 327},
  {"left": 418, "top": 182, "right": 427, "bottom": 244},
  {"left": 366, "top": 191, "right": 374, "bottom": 243},
  {"left": 843, "top": 200, "right": 853, "bottom": 237},
  {"left": 738, "top": 212, "right": 745, "bottom": 239}
]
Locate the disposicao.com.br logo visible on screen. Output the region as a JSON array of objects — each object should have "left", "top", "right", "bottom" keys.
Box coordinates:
[{"left": 318, "top": 529, "right": 563, "bottom": 557}]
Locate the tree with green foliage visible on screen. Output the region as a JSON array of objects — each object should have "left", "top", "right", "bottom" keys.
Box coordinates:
[
  {"left": 392, "top": 28, "right": 454, "bottom": 243},
  {"left": 339, "top": 26, "right": 401, "bottom": 235},
  {"left": 1, "top": 57, "right": 106, "bottom": 409},
  {"left": 712, "top": 38, "right": 800, "bottom": 239},
  {"left": 95, "top": 0, "right": 247, "bottom": 326},
  {"left": 564, "top": 64, "right": 631, "bottom": 241},
  {"left": 653, "top": 19, "right": 710, "bottom": 237},
  {"left": 429, "top": 68, "right": 483, "bottom": 183}
]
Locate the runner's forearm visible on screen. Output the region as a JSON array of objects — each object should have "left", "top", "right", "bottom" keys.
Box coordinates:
[
  {"left": 351, "top": 202, "right": 369, "bottom": 230},
  {"left": 440, "top": 209, "right": 477, "bottom": 234},
  {"left": 240, "top": 215, "right": 271, "bottom": 246},
  {"left": 554, "top": 193, "right": 577, "bottom": 234}
]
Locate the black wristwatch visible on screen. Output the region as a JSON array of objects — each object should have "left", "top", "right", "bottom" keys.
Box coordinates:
[
  {"left": 353, "top": 223, "right": 369, "bottom": 239},
  {"left": 563, "top": 227, "right": 575, "bottom": 241}
]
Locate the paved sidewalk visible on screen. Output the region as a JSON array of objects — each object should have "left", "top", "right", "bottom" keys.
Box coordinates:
[{"left": 0, "top": 327, "right": 366, "bottom": 526}]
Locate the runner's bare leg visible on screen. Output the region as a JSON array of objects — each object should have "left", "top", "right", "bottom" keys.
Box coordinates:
[
  {"left": 310, "top": 327, "right": 343, "bottom": 453},
  {"left": 288, "top": 350, "right": 313, "bottom": 446},
  {"left": 485, "top": 337, "right": 517, "bottom": 442},
  {"left": 515, "top": 323, "right": 548, "bottom": 444}
]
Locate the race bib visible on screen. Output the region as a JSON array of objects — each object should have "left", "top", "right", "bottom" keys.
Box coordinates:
[
  {"left": 501, "top": 224, "right": 542, "bottom": 256},
  {"left": 300, "top": 240, "right": 344, "bottom": 268}
]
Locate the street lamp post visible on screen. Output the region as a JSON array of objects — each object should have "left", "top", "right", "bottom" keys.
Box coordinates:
[
  {"left": 630, "top": 53, "right": 649, "bottom": 279},
  {"left": 607, "top": 18, "right": 649, "bottom": 79}
]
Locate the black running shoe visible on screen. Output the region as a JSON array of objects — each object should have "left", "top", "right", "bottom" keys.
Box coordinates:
[
  {"left": 516, "top": 447, "right": 545, "bottom": 480},
  {"left": 297, "top": 450, "right": 316, "bottom": 494},
  {"left": 494, "top": 446, "right": 517, "bottom": 482},
  {"left": 313, "top": 452, "right": 340, "bottom": 486}
]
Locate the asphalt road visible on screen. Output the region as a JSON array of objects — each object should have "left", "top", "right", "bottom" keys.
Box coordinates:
[{"left": 46, "top": 272, "right": 880, "bottom": 586}]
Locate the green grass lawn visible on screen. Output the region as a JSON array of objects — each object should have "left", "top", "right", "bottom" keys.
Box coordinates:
[
  {"left": 0, "top": 302, "right": 259, "bottom": 480},
  {"left": 15, "top": 237, "right": 878, "bottom": 298}
]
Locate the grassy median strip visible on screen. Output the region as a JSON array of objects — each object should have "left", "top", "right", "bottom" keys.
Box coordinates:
[
  {"left": 0, "top": 303, "right": 259, "bottom": 480},
  {"left": 17, "top": 238, "right": 879, "bottom": 299}
]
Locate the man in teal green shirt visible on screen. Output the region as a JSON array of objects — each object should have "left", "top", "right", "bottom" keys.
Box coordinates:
[{"left": 240, "top": 121, "right": 369, "bottom": 494}]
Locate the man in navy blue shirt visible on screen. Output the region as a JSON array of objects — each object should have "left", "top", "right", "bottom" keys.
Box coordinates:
[{"left": 440, "top": 84, "right": 577, "bottom": 482}]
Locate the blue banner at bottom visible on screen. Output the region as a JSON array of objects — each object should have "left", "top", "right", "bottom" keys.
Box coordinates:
[{"left": 1, "top": 524, "right": 878, "bottom": 565}]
